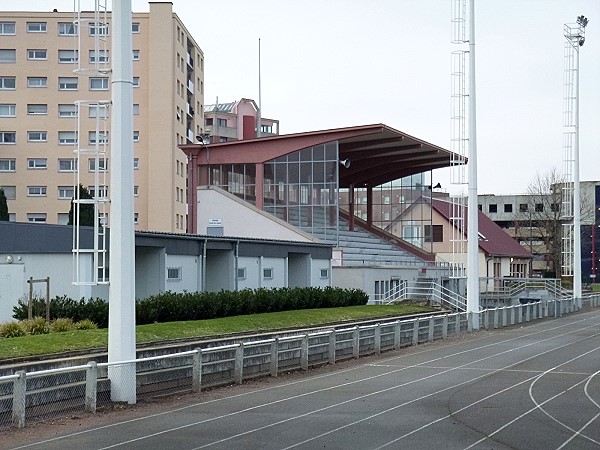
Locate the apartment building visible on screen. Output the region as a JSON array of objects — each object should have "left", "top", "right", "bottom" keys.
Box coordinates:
[
  {"left": 0, "top": 2, "right": 203, "bottom": 232},
  {"left": 203, "top": 98, "right": 279, "bottom": 143}
]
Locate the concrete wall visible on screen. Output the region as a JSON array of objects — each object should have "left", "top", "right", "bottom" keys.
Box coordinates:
[
  {"left": 165, "top": 254, "right": 201, "bottom": 293},
  {"left": 197, "top": 187, "right": 315, "bottom": 242},
  {"left": 135, "top": 247, "right": 166, "bottom": 299},
  {"left": 205, "top": 250, "right": 234, "bottom": 292}
]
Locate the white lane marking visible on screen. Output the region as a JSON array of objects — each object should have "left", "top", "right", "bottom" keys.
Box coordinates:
[
  {"left": 283, "top": 333, "right": 600, "bottom": 450},
  {"left": 98, "top": 323, "right": 600, "bottom": 449}
]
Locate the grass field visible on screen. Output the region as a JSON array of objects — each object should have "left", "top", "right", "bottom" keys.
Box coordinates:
[{"left": 0, "top": 304, "right": 434, "bottom": 360}]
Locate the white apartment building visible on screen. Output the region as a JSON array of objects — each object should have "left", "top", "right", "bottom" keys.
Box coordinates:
[{"left": 0, "top": 2, "right": 203, "bottom": 232}]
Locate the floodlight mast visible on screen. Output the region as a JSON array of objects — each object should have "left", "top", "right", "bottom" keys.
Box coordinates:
[
  {"left": 563, "top": 15, "right": 588, "bottom": 309},
  {"left": 107, "top": 0, "right": 136, "bottom": 404},
  {"left": 466, "top": 0, "right": 479, "bottom": 329}
]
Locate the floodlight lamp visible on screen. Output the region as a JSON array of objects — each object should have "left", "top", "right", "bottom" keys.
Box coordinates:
[{"left": 577, "top": 15, "right": 589, "bottom": 27}]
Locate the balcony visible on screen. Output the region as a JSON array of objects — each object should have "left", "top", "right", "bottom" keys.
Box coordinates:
[
  {"left": 187, "top": 79, "right": 194, "bottom": 93},
  {"left": 186, "top": 53, "right": 193, "bottom": 69},
  {"left": 187, "top": 129, "right": 194, "bottom": 143},
  {"left": 186, "top": 103, "right": 194, "bottom": 117}
]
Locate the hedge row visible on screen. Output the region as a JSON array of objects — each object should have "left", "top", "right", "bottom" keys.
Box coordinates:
[{"left": 13, "top": 287, "right": 369, "bottom": 328}]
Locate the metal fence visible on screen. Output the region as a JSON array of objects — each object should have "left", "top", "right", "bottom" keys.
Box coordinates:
[{"left": 1, "top": 294, "right": 599, "bottom": 430}]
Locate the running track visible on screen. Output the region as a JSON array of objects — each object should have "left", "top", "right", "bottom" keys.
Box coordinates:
[{"left": 8, "top": 308, "right": 600, "bottom": 450}]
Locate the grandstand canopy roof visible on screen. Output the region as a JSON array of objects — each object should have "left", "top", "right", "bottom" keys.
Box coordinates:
[{"left": 181, "top": 123, "right": 457, "bottom": 188}]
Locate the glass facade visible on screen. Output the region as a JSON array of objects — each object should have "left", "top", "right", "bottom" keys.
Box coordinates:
[
  {"left": 209, "top": 164, "right": 257, "bottom": 204},
  {"left": 263, "top": 142, "right": 339, "bottom": 242},
  {"left": 339, "top": 172, "right": 433, "bottom": 252}
]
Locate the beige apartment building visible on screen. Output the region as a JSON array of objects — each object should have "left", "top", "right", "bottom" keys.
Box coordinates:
[{"left": 0, "top": 2, "right": 203, "bottom": 232}]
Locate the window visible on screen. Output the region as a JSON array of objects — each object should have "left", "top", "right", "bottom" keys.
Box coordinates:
[
  {"left": 89, "top": 131, "right": 108, "bottom": 144},
  {"left": 27, "top": 131, "right": 47, "bottom": 142},
  {"left": 27, "top": 77, "right": 47, "bottom": 88},
  {"left": 478, "top": 204, "right": 482, "bottom": 211},
  {"left": 133, "top": 104, "right": 140, "bottom": 115},
  {"left": 58, "top": 22, "right": 77, "bottom": 36},
  {"left": 58, "top": 158, "right": 77, "bottom": 172},
  {"left": 88, "top": 104, "right": 108, "bottom": 118},
  {"left": 132, "top": 77, "right": 140, "bottom": 87},
  {"left": 0, "top": 49, "right": 17, "bottom": 63},
  {"left": 27, "top": 158, "right": 47, "bottom": 169},
  {"left": 134, "top": 212, "right": 139, "bottom": 224},
  {"left": 0, "top": 22, "right": 16, "bottom": 35},
  {"left": 131, "top": 22, "right": 140, "bottom": 33},
  {"left": 504, "top": 204, "right": 513, "bottom": 213},
  {"left": 27, "top": 213, "right": 47, "bottom": 223},
  {"left": 27, "top": 49, "right": 47, "bottom": 60},
  {"left": 424, "top": 224, "right": 444, "bottom": 243},
  {"left": 27, "top": 22, "right": 46, "bottom": 33},
  {"left": 237, "top": 268, "right": 247, "bottom": 280},
  {"left": 402, "top": 224, "right": 421, "bottom": 247},
  {"left": 0, "top": 104, "right": 15, "bottom": 117},
  {"left": 88, "top": 158, "right": 108, "bottom": 172},
  {"left": 0, "top": 76, "right": 15, "bottom": 89},
  {"left": 133, "top": 185, "right": 139, "bottom": 196},
  {"left": 88, "top": 185, "right": 108, "bottom": 199},
  {"left": 535, "top": 203, "right": 544, "bottom": 212},
  {"left": 519, "top": 204, "right": 528, "bottom": 212},
  {"left": 217, "top": 118, "right": 227, "bottom": 127},
  {"left": 133, "top": 158, "right": 139, "bottom": 170},
  {"left": 167, "top": 267, "right": 181, "bottom": 281},
  {"left": 89, "top": 50, "right": 109, "bottom": 63},
  {"left": 488, "top": 204, "right": 498, "bottom": 213},
  {"left": 132, "top": 50, "right": 140, "bottom": 60},
  {"left": 263, "top": 268, "right": 273, "bottom": 279},
  {"left": 0, "top": 185, "right": 16, "bottom": 200},
  {"left": 90, "top": 77, "right": 109, "bottom": 90},
  {"left": 320, "top": 269, "right": 329, "bottom": 279},
  {"left": 27, "top": 104, "right": 47, "bottom": 115},
  {"left": 0, "top": 131, "right": 16, "bottom": 144},
  {"left": 58, "top": 77, "right": 78, "bottom": 90},
  {"left": 58, "top": 49, "right": 78, "bottom": 63},
  {"left": 89, "top": 22, "right": 109, "bottom": 36},
  {"left": 27, "top": 186, "right": 47, "bottom": 196},
  {"left": 550, "top": 203, "right": 560, "bottom": 212},
  {"left": 0, "top": 158, "right": 16, "bottom": 171},
  {"left": 58, "top": 104, "right": 78, "bottom": 117},
  {"left": 58, "top": 186, "right": 74, "bottom": 199},
  {"left": 58, "top": 131, "right": 78, "bottom": 145},
  {"left": 133, "top": 131, "right": 139, "bottom": 141}
]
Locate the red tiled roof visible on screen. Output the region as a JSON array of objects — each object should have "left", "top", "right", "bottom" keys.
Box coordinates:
[{"left": 431, "top": 198, "right": 533, "bottom": 258}]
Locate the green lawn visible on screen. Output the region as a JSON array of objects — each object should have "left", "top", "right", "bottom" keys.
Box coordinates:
[{"left": 0, "top": 304, "right": 433, "bottom": 361}]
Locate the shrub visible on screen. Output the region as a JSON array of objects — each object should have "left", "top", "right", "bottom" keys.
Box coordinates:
[
  {"left": 50, "top": 318, "right": 75, "bottom": 333},
  {"left": 75, "top": 319, "right": 98, "bottom": 330},
  {"left": 21, "top": 317, "right": 49, "bottom": 335},
  {"left": 0, "top": 321, "right": 26, "bottom": 338}
]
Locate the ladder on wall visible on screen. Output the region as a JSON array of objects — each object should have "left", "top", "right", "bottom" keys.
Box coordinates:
[
  {"left": 449, "top": 0, "right": 469, "bottom": 279},
  {"left": 72, "top": 0, "right": 111, "bottom": 285}
]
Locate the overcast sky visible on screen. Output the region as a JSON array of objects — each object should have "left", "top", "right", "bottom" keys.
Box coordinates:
[{"left": 10, "top": 1, "right": 600, "bottom": 195}]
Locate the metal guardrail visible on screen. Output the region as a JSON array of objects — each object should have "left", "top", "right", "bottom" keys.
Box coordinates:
[
  {"left": 1, "top": 293, "right": 599, "bottom": 430},
  {"left": 378, "top": 280, "right": 466, "bottom": 311},
  {"left": 0, "top": 313, "right": 470, "bottom": 430}
]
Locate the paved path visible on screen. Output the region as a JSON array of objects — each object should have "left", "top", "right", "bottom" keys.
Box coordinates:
[{"left": 7, "top": 308, "right": 600, "bottom": 450}]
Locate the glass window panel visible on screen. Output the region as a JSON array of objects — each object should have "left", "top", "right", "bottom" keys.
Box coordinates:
[
  {"left": 300, "top": 147, "right": 312, "bottom": 161},
  {"left": 288, "top": 163, "right": 299, "bottom": 184}
]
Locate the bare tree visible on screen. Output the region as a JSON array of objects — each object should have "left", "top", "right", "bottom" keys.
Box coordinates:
[{"left": 516, "top": 168, "right": 593, "bottom": 278}]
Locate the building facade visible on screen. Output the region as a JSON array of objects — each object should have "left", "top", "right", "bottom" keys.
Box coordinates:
[
  {"left": 0, "top": 3, "right": 203, "bottom": 232},
  {"left": 203, "top": 98, "right": 279, "bottom": 143},
  {"left": 478, "top": 180, "right": 600, "bottom": 283}
]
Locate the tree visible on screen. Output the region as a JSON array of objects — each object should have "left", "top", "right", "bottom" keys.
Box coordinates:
[
  {"left": 68, "top": 184, "right": 95, "bottom": 226},
  {"left": 517, "top": 168, "right": 593, "bottom": 278},
  {"left": 0, "top": 188, "right": 8, "bottom": 221}
]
